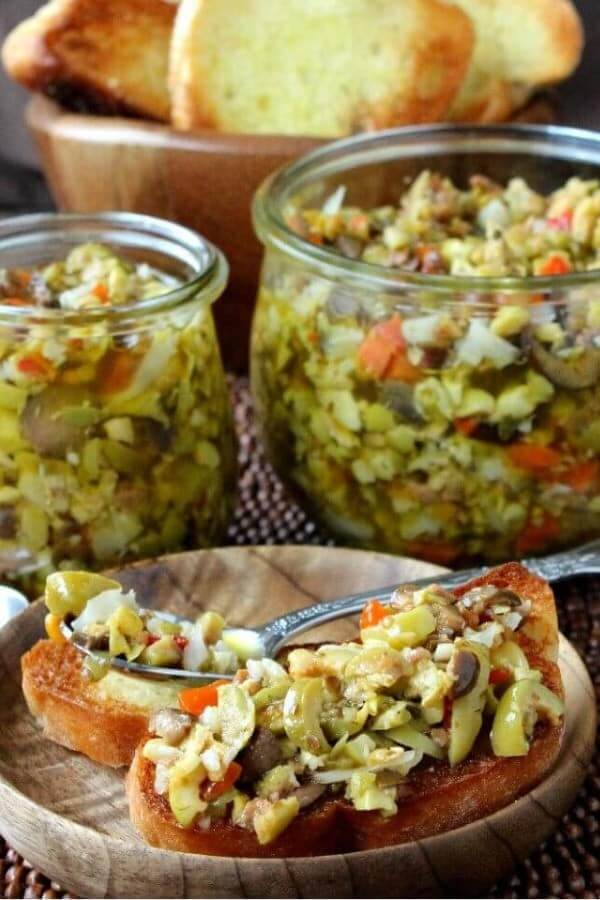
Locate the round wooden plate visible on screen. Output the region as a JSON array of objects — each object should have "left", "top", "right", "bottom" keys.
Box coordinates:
[{"left": 0, "top": 546, "right": 594, "bottom": 899}]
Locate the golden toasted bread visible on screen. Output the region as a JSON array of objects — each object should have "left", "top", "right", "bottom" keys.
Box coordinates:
[
  {"left": 169, "top": 0, "right": 474, "bottom": 137},
  {"left": 448, "top": 0, "right": 583, "bottom": 122},
  {"left": 127, "top": 563, "right": 564, "bottom": 857},
  {"left": 22, "top": 639, "right": 184, "bottom": 767},
  {"left": 2, "top": 0, "right": 176, "bottom": 120}
]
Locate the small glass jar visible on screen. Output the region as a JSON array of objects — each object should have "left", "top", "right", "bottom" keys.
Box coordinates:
[
  {"left": 251, "top": 125, "right": 600, "bottom": 567},
  {"left": 0, "top": 212, "right": 236, "bottom": 594}
]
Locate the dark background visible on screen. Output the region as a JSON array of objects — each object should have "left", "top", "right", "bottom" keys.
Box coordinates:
[{"left": 0, "top": 0, "right": 597, "bottom": 215}]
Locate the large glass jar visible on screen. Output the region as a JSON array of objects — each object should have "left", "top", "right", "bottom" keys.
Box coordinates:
[
  {"left": 0, "top": 213, "right": 236, "bottom": 594},
  {"left": 251, "top": 125, "right": 600, "bottom": 566}
]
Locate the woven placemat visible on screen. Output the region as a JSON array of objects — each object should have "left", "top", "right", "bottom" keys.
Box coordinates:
[{"left": 2, "top": 377, "right": 598, "bottom": 900}]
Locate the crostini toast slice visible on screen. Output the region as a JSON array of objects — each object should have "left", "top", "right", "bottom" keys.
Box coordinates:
[
  {"left": 127, "top": 563, "right": 564, "bottom": 857},
  {"left": 2, "top": 0, "right": 175, "bottom": 121},
  {"left": 169, "top": 0, "right": 474, "bottom": 137},
  {"left": 22, "top": 639, "right": 185, "bottom": 767},
  {"left": 448, "top": 0, "right": 583, "bottom": 122}
]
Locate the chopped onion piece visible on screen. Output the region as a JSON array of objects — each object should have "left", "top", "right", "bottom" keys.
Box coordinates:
[
  {"left": 183, "top": 627, "right": 209, "bottom": 671},
  {"left": 71, "top": 589, "right": 137, "bottom": 632},
  {"left": 322, "top": 186, "right": 347, "bottom": 215},
  {"left": 222, "top": 628, "right": 266, "bottom": 662},
  {"left": 433, "top": 642, "right": 453, "bottom": 662},
  {"left": 456, "top": 319, "right": 519, "bottom": 369},
  {"left": 154, "top": 762, "right": 171, "bottom": 796},
  {"left": 464, "top": 621, "right": 505, "bottom": 648},
  {"left": 502, "top": 611, "right": 523, "bottom": 631}
]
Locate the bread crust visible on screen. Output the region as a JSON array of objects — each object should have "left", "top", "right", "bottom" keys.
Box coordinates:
[
  {"left": 448, "top": 0, "right": 583, "bottom": 122},
  {"left": 22, "top": 640, "right": 161, "bottom": 767},
  {"left": 127, "top": 563, "right": 564, "bottom": 857},
  {"left": 2, "top": 0, "right": 175, "bottom": 121},
  {"left": 169, "top": 0, "right": 474, "bottom": 136}
]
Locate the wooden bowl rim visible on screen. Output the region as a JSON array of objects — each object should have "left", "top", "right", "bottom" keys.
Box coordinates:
[{"left": 26, "top": 94, "right": 324, "bottom": 156}]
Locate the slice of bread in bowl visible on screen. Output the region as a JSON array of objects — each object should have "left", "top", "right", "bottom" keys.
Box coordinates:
[
  {"left": 448, "top": 0, "right": 583, "bottom": 122},
  {"left": 2, "top": 0, "right": 175, "bottom": 120},
  {"left": 127, "top": 562, "right": 564, "bottom": 857},
  {"left": 169, "top": 0, "right": 474, "bottom": 137}
]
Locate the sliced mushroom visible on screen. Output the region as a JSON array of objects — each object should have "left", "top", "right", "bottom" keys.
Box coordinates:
[
  {"left": 448, "top": 649, "right": 481, "bottom": 699},
  {"left": 0, "top": 506, "right": 16, "bottom": 539},
  {"left": 489, "top": 589, "right": 522, "bottom": 608},
  {"left": 237, "top": 726, "right": 283, "bottom": 783},
  {"left": 135, "top": 418, "right": 172, "bottom": 452},
  {"left": 378, "top": 382, "right": 422, "bottom": 423},
  {"left": 292, "top": 782, "right": 327, "bottom": 810},
  {"left": 72, "top": 630, "right": 109, "bottom": 652},
  {"left": 436, "top": 604, "right": 465, "bottom": 634},
  {"left": 334, "top": 235, "right": 364, "bottom": 260},
  {"left": 531, "top": 339, "right": 600, "bottom": 390},
  {"left": 21, "top": 386, "right": 93, "bottom": 457},
  {"left": 149, "top": 708, "right": 192, "bottom": 745},
  {"left": 326, "top": 287, "right": 362, "bottom": 320}
]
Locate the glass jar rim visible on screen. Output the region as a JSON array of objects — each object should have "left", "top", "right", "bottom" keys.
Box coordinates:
[
  {"left": 253, "top": 123, "right": 600, "bottom": 296},
  {"left": 0, "top": 211, "right": 228, "bottom": 324}
]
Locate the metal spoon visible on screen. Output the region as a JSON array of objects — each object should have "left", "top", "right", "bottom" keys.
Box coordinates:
[{"left": 47, "top": 539, "right": 600, "bottom": 683}]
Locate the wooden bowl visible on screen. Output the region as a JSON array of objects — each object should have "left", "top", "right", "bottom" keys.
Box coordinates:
[
  {"left": 0, "top": 546, "right": 594, "bottom": 899},
  {"left": 26, "top": 95, "right": 321, "bottom": 372}
]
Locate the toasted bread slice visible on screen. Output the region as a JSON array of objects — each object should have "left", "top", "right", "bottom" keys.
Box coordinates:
[
  {"left": 127, "top": 563, "right": 564, "bottom": 857},
  {"left": 22, "top": 639, "right": 185, "bottom": 767},
  {"left": 448, "top": 0, "right": 583, "bottom": 122},
  {"left": 2, "top": 0, "right": 176, "bottom": 120},
  {"left": 169, "top": 0, "right": 474, "bottom": 137}
]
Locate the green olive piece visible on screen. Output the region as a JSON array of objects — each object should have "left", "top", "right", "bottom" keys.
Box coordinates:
[
  {"left": 386, "top": 724, "right": 444, "bottom": 759},
  {"left": 531, "top": 339, "right": 600, "bottom": 390},
  {"left": 361, "top": 605, "right": 436, "bottom": 649},
  {"left": 491, "top": 679, "right": 564, "bottom": 757},
  {"left": 322, "top": 703, "right": 371, "bottom": 741},
  {"left": 283, "top": 678, "right": 330, "bottom": 754},
  {"left": 21, "top": 385, "right": 95, "bottom": 457},
  {"left": 139, "top": 635, "right": 181, "bottom": 668},
  {"left": 168, "top": 753, "right": 207, "bottom": 827},
  {"left": 448, "top": 642, "right": 490, "bottom": 766},
  {"left": 82, "top": 654, "right": 110, "bottom": 682},
  {"left": 491, "top": 679, "right": 535, "bottom": 756},
  {"left": 252, "top": 681, "right": 290, "bottom": 711},
  {"left": 198, "top": 610, "right": 225, "bottom": 644},
  {"left": 218, "top": 685, "right": 256, "bottom": 757},
  {"left": 370, "top": 701, "right": 412, "bottom": 731},
  {"left": 45, "top": 571, "right": 121, "bottom": 618},
  {"left": 490, "top": 640, "right": 531, "bottom": 679},
  {"left": 257, "top": 701, "right": 286, "bottom": 735}
]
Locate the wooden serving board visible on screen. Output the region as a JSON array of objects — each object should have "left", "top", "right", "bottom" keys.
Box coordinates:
[{"left": 0, "top": 546, "right": 594, "bottom": 899}]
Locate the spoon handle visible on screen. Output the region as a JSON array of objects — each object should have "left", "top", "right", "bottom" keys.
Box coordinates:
[{"left": 259, "top": 539, "right": 600, "bottom": 656}]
